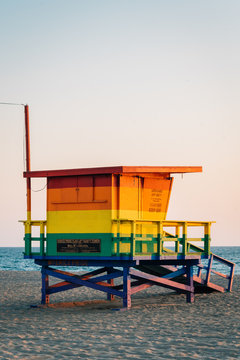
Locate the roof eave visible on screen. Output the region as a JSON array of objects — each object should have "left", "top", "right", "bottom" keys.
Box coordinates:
[{"left": 23, "top": 166, "right": 202, "bottom": 178}]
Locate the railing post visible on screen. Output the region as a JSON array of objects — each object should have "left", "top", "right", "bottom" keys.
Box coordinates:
[
  {"left": 182, "top": 222, "right": 188, "bottom": 256},
  {"left": 175, "top": 225, "right": 180, "bottom": 253},
  {"left": 206, "top": 254, "right": 213, "bottom": 284},
  {"left": 157, "top": 221, "right": 163, "bottom": 256},
  {"left": 24, "top": 221, "right": 31, "bottom": 256},
  {"left": 204, "top": 223, "right": 211, "bottom": 256},
  {"left": 111, "top": 220, "right": 116, "bottom": 255},
  {"left": 130, "top": 221, "right": 136, "bottom": 257},
  {"left": 117, "top": 220, "right": 120, "bottom": 256},
  {"left": 40, "top": 222, "right": 45, "bottom": 256}
]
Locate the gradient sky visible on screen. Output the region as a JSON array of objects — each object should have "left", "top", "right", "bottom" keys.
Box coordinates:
[{"left": 0, "top": 0, "right": 239, "bottom": 246}]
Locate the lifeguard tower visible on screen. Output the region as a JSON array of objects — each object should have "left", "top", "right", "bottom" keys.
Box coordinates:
[{"left": 21, "top": 106, "right": 235, "bottom": 308}]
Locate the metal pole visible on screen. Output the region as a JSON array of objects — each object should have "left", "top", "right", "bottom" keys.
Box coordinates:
[{"left": 24, "top": 105, "right": 31, "bottom": 222}]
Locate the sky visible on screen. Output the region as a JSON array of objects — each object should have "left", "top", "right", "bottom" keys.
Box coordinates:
[{"left": 0, "top": 0, "right": 239, "bottom": 246}]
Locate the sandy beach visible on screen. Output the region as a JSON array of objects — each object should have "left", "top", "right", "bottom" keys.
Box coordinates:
[{"left": 0, "top": 271, "right": 239, "bottom": 359}]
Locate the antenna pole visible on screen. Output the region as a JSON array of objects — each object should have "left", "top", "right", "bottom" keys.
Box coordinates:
[{"left": 24, "top": 105, "right": 31, "bottom": 221}]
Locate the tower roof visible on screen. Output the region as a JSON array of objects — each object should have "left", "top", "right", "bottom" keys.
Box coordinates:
[{"left": 24, "top": 166, "right": 202, "bottom": 178}]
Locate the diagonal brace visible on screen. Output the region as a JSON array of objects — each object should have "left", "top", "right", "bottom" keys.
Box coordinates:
[
  {"left": 129, "top": 269, "right": 192, "bottom": 293},
  {"left": 45, "top": 268, "right": 123, "bottom": 297}
]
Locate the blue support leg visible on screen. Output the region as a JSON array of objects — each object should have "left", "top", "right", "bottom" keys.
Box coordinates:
[
  {"left": 186, "top": 264, "right": 194, "bottom": 303},
  {"left": 123, "top": 267, "right": 131, "bottom": 308},
  {"left": 107, "top": 268, "right": 115, "bottom": 301},
  {"left": 41, "top": 266, "right": 49, "bottom": 304}
]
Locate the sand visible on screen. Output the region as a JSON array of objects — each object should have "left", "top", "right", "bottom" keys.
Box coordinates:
[{"left": 0, "top": 271, "right": 239, "bottom": 360}]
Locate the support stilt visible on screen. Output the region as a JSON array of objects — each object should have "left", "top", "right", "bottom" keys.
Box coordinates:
[
  {"left": 186, "top": 264, "right": 194, "bottom": 303},
  {"left": 41, "top": 266, "right": 49, "bottom": 304},
  {"left": 107, "top": 268, "right": 115, "bottom": 301},
  {"left": 123, "top": 267, "right": 131, "bottom": 308}
]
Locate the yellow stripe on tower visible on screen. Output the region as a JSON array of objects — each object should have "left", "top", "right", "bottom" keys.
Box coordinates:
[{"left": 47, "top": 210, "right": 112, "bottom": 234}]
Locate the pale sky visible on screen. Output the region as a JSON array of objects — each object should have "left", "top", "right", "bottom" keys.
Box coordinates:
[{"left": 0, "top": 0, "right": 239, "bottom": 246}]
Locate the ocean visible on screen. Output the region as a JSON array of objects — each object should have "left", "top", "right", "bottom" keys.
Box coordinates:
[{"left": 0, "top": 247, "right": 239, "bottom": 274}]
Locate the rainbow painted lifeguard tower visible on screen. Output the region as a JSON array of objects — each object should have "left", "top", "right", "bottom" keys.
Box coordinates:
[{"left": 21, "top": 106, "right": 235, "bottom": 308}]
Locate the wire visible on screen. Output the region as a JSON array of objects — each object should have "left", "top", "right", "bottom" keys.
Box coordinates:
[
  {"left": 0, "top": 102, "right": 29, "bottom": 173},
  {"left": 1, "top": 102, "right": 31, "bottom": 174},
  {"left": 0, "top": 102, "right": 25, "bottom": 106},
  {"left": 31, "top": 183, "right": 47, "bottom": 192},
  {"left": 0, "top": 102, "right": 27, "bottom": 170}
]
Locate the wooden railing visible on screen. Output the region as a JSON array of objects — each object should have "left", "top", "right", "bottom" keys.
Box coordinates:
[
  {"left": 112, "top": 219, "right": 213, "bottom": 257},
  {"left": 196, "top": 252, "right": 235, "bottom": 292},
  {"left": 21, "top": 219, "right": 213, "bottom": 258},
  {"left": 20, "top": 220, "right": 47, "bottom": 256}
]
